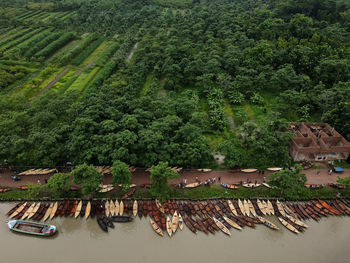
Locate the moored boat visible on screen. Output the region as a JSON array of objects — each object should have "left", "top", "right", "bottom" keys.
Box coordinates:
[
  {"left": 50, "top": 202, "right": 58, "bottom": 220},
  {"left": 110, "top": 215, "right": 133, "bottom": 222},
  {"left": 166, "top": 216, "right": 172, "bottom": 237},
  {"left": 133, "top": 200, "right": 138, "bottom": 217},
  {"left": 43, "top": 203, "right": 53, "bottom": 222},
  {"left": 223, "top": 216, "right": 242, "bottom": 230},
  {"left": 85, "top": 201, "right": 91, "bottom": 219},
  {"left": 74, "top": 201, "right": 82, "bottom": 218},
  {"left": 178, "top": 213, "right": 184, "bottom": 230},
  {"left": 172, "top": 211, "right": 179, "bottom": 233},
  {"left": 278, "top": 217, "right": 299, "bottom": 234},
  {"left": 7, "top": 220, "right": 56, "bottom": 237},
  {"left": 258, "top": 216, "right": 279, "bottom": 230},
  {"left": 150, "top": 218, "right": 163, "bottom": 236},
  {"left": 213, "top": 217, "right": 231, "bottom": 236},
  {"left": 9, "top": 202, "right": 27, "bottom": 219},
  {"left": 228, "top": 200, "right": 238, "bottom": 216}
]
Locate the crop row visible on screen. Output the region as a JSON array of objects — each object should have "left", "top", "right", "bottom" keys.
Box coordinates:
[
  {"left": 0, "top": 28, "right": 33, "bottom": 47},
  {"left": 96, "top": 41, "right": 120, "bottom": 67},
  {"left": 24, "top": 32, "right": 61, "bottom": 59},
  {"left": 58, "top": 34, "right": 98, "bottom": 65},
  {"left": 71, "top": 37, "right": 103, "bottom": 65},
  {"left": 17, "top": 10, "right": 42, "bottom": 21}
]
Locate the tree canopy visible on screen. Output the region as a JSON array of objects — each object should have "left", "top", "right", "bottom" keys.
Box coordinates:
[
  {"left": 111, "top": 160, "right": 132, "bottom": 191},
  {"left": 150, "top": 161, "right": 179, "bottom": 199},
  {"left": 72, "top": 164, "right": 103, "bottom": 195}
]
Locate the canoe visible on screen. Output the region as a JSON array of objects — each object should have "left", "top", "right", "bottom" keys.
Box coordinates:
[
  {"left": 43, "top": 203, "right": 53, "bottom": 222},
  {"left": 115, "top": 200, "right": 119, "bottom": 216},
  {"left": 133, "top": 200, "right": 138, "bottom": 217},
  {"left": 105, "top": 200, "right": 110, "bottom": 217},
  {"left": 29, "top": 202, "right": 41, "bottom": 219},
  {"left": 21, "top": 203, "right": 35, "bottom": 220},
  {"left": 155, "top": 199, "right": 165, "bottom": 213},
  {"left": 97, "top": 216, "right": 108, "bottom": 232},
  {"left": 8, "top": 220, "right": 57, "bottom": 237},
  {"left": 213, "top": 217, "right": 231, "bottom": 236},
  {"left": 150, "top": 218, "right": 163, "bottom": 236},
  {"left": 109, "top": 200, "right": 116, "bottom": 216},
  {"left": 318, "top": 200, "right": 341, "bottom": 215},
  {"left": 178, "top": 213, "right": 184, "bottom": 230},
  {"left": 247, "top": 200, "right": 257, "bottom": 217},
  {"left": 267, "top": 200, "right": 274, "bottom": 215},
  {"left": 243, "top": 183, "right": 261, "bottom": 188},
  {"left": 258, "top": 216, "right": 279, "bottom": 230},
  {"left": 267, "top": 167, "right": 282, "bottom": 171},
  {"left": 75, "top": 201, "right": 82, "bottom": 218},
  {"left": 243, "top": 199, "right": 250, "bottom": 216},
  {"left": 99, "top": 185, "right": 114, "bottom": 193},
  {"left": 276, "top": 200, "right": 286, "bottom": 217},
  {"left": 238, "top": 199, "right": 245, "bottom": 216},
  {"left": 223, "top": 216, "right": 242, "bottom": 230},
  {"left": 172, "top": 211, "right": 179, "bottom": 233},
  {"left": 50, "top": 202, "right": 58, "bottom": 220},
  {"left": 285, "top": 214, "right": 308, "bottom": 228},
  {"left": 110, "top": 216, "right": 133, "bottom": 222},
  {"left": 241, "top": 169, "right": 257, "bottom": 173},
  {"left": 221, "top": 183, "right": 238, "bottom": 189},
  {"left": 166, "top": 216, "right": 172, "bottom": 237},
  {"left": 85, "top": 201, "right": 91, "bottom": 219},
  {"left": 278, "top": 217, "right": 299, "bottom": 234},
  {"left": 228, "top": 200, "right": 238, "bottom": 216},
  {"left": 262, "top": 200, "right": 270, "bottom": 215},
  {"left": 257, "top": 199, "right": 266, "bottom": 216},
  {"left": 119, "top": 200, "right": 124, "bottom": 216},
  {"left": 9, "top": 202, "right": 27, "bottom": 219},
  {"left": 185, "top": 182, "right": 201, "bottom": 188},
  {"left": 262, "top": 183, "right": 271, "bottom": 188}
]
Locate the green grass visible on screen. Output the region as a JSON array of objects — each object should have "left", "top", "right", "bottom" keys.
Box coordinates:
[
  {"left": 140, "top": 73, "right": 154, "bottom": 96},
  {"left": 66, "top": 66, "right": 100, "bottom": 93}
]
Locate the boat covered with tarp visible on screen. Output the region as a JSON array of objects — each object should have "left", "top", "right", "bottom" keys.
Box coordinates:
[{"left": 7, "top": 220, "right": 57, "bottom": 237}]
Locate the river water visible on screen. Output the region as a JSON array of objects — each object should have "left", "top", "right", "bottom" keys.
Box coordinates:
[{"left": 1, "top": 203, "right": 350, "bottom": 263}]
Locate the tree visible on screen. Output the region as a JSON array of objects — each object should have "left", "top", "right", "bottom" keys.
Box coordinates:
[
  {"left": 337, "top": 176, "right": 350, "bottom": 189},
  {"left": 47, "top": 173, "right": 71, "bottom": 198},
  {"left": 72, "top": 164, "right": 103, "bottom": 195},
  {"left": 111, "top": 160, "right": 132, "bottom": 191},
  {"left": 150, "top": 161, "right": 179, "bottom": 199},
  {"left": 27, "top": 183, "right": 48, "bottom": 198},
  {"left": 268, "top": 165, "right": 309, "bottom": 199}
]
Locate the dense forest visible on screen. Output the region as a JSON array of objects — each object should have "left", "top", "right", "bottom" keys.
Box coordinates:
[{"left": 0, "top": 0, "right": 349, "bottom": 169}]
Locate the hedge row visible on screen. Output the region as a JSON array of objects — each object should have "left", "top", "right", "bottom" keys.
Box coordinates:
[
  {"left": 24, "top": 32, "right": 61, "bottom": 59},
  {"left": 96, "top": 41, "right": 120, "bottom": 67},
  {"left": 33, "top": 32, "right": 75, "bottom": 60},
  {"left": 0, "top": 28, "right": 32, "bottom": 47},
  {"left": 71, "top": 37, "right": 103, "bottom": 65}
]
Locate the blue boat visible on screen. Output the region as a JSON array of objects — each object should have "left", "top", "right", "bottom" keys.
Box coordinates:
[{"left": 334, "top": 166, "right": 344, "bottom": 173}]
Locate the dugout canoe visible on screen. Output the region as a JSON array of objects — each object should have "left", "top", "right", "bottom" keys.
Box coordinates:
[
  {"left": 241, "top": 169, "right": 257, "bottom": 173},
  {"left": 85, "top": 201, "right": 91, "bottom": 219},
  {"left": 178, "top": 213, "right": 184, "bottom": 230},
  {"left": 247, "top": 200, "right": 257, "bottom": 217},
  {"left": 150, "top": 218, "right": 163, "bottom": 236},
  {"left": 223, "top": 216, "right": 242, "bottom": 230},
  {"left": 278, "top": 217, "right": 299, "bottom": 234},
  {"left": 69, "top": 200, "right": 78, "bottom": 217},
  {"left": 50, "top": 202, "right": 58, "bottom": 220},
  {"left": 119, "top": 200, "right": 124, "bottom": 216},
  {"left": 257, "top": 199, "right": 267, "bottom": 216},
  {"left": 133, "top": 200, "right": 138, "bottom": 217},
  {"left": 318, "top": 200, "right": 341, "bottom": 215},
  {"left": 276, "top": 200, "right": 286, "bottom": 217},
  {"left": 114, "top": 200, "right": 119, "bottom": 216},
  {"left": 109, "top": 200, "right": 116, "bottom": 216},
  {"left": 9, "top": 202, "right": 27, "bottom": 219},
  {"left": 228, "top": 200, "right": 238, "bottom": 216},
  {"left": 155, "top": 199, "right": 165, "bottom": 213},
  {"left": 172, "top": 211, "right": 179, "bottom": 233},
  {"left": 262, "top": 183, "right": 271, "bottom": 188},
  {"left": 213, "top": 217, "right": 231, "bottom": 236},
  {"left": 243, "top": 199, "right": 250, "bottom": 216},
  {"left": 74, "top": 201, "right": 82, "bottom": 218},
  {"left": 21, "top": 203, "right": 35, "bottom": 220},
  {"left": 267, "top": 200, "right": 274, "bottom": 215},
  {"left": 285, "top": 214, "right": 308, "bottom": 228},
  {"left": 105, "top": 200, "right": 110, "bottom": 217},
  {"left": 238, "top": 199, "right": 245, "bottom": 216},
  {"left": 267, "top": 167, "right": 282, "bottom": 171},
  {"left": 185, "top": 182, "right": 201, "bottom": 188},
  {"left": 221, "top": 183, "right": 238, "bottom": 189},
  {"left": 110, "top": 215, "right": 133, "bottom": 222},
  {"left": 166, "top": 216, "right": 172, "bottom": 237},
  {"left": 7, "top": 202, "right": 24, "bottom": 216},
  {"left": 8, "top": 220, "right": 56, "bottom": 237},
  {"left": 257, "top": 216, "right": 279, "bottom": 230},
  {"left": 43, "top": 203, "right": 53, "bottom": 222}
]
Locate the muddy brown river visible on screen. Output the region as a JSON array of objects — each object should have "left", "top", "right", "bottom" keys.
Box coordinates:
[{"left": 1, "top": 203, "right": 350, "bottom": 263}]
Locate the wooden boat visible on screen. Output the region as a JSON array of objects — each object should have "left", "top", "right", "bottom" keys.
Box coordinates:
[
  {"left": 267, "top": 200, "right": 274, "bottom": 215},
  {"left": 97, "top": 216, "right": 108, "bottom": 232},
  {"left": 155, "top": 199, "right": 165, "bottom": 213},
  {"left": 7, "top": 202, "right": 24, "bottom": 216},
  {"left": 85, "top": 201, "right": 91, "bottom": 219},
  {"left": 278, "top": 217, "right": 299, "bottom": 234},
  {"left": 243, "top": 183, "right": 261, "bottom": 188},
  {"left": 17, "top": 186, "right": 27, "bottom": 190},
  {"left": 166, "top": 216, "right": 172, "bottom": 237},
  {"left": 318, "top": 200, "right": 341, "bottom": 215},
  {"left": 185, "top": 182, "right": 201, "bottom": 188},
  {"left": 258, "top": 216, "right": 279, "bottom": 230},
  {"left": 69, "top": 201, "right": 78, "bottom": 217},
  {"left": 114, "top": 200, "right": 119, "bottom": 216},
  {"left": 213, "top": 217, "right": 231, "bottom": 236},
  {"left": 262, "top": 183, "right": 271, "bottom": 188},
  {"left": 238, "top": 199, "right": 245, "bottom": 216},
  {"left": 243, "top": 199, "right": 250, "bottom": 216},
  {"left": 9, "top": 202, "right": 27, "bottom": 219},
  {"left": 228, "top": 200, "right": 238, "bottom": 216},
  {"left": 0, "top": 188, "right": 9, "bottom": 192},
  {"left": 49, "top": 202, "right": 58, "bottom": 220},
  {"left": 241, "top": 169, "right": 257, "bottom": 173},
  {"left": 172, "top": 211, "right": 179, "bottom": 233},
  {"left": 109, "top": 200, "right": 116, "bottom": 216},
  {"left": 99, "top": 184, "right": 114, "bottom": 193},
  {"left": 223, "top": 216, "right": 242, "bottom": 230},
  {"left": 257, "top": 199, "right": 267, "bottom": 216},
  {"left": 104, "top": 200, "right": 110, "bottom": 216},
  {"left": 21, "top": 203, "right": 35, "bottom": 220},
  {"left": 74, "top": 201, "right": 82, "bottom": 218},
  {"left": 8, "top": 220, "right": 57, "bottom": 236},
  {"left": 133, "top": 200, "right": 138, "bottom": 216},
  {"left": 285, "top": 214, "right": 308, "bottom": 228},
  {"left": 276, "top": 200, "right": 286, "bottom": 217},
  {"left": 150, "top": 218, "right": 163, "bottom": 236},
  {"left": 247, "top": 200, "right": 257, "bottom": 217},
  {"left": 267, "top": 167, "right": 282, "bottom": 171},
  {"left": 43, "top": 203, "right": 53, "bottom": 222},
  {"left": 119, "top": 200, "right": 124, "bottom": 216},
  {"left": 122, "top": 187, "right": 136, "bottom": 199},
  {"left": 221, "top": 183, "right": 238, "bottom": 189},
  {"left": 110, "top": 216, "right": 133, "bottom": 222},
  {"left": 178, "top": 213, "right": 184, "bottom": 230}
]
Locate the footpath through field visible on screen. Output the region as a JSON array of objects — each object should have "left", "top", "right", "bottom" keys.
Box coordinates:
[{"left": 0, "top": 168, "right": 349, "bottom": 187}]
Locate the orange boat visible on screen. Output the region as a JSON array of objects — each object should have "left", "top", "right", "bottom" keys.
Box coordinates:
[
  {"left": 70, "top": 200, "right": 78, "bottom": 217},
  {"left": 318, "top": 200, "right": 341, "bottom": 215},
  {"left": 18, "top": 186, "right": 27, "bottom": 190}
]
